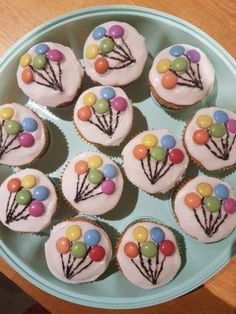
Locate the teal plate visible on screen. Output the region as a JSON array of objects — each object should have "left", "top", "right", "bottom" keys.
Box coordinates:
[{"left": 0, "top": 5, "right": 236, "bottom": 309}]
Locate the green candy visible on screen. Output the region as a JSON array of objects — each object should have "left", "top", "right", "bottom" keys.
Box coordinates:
[
  {"left": 71, "top": 242, "right": 87, "bottom": 258},
  {"left": 4, "top": 119, "right": 21, "bottom": 135},
  {"left": 16, "top": 189, "right": 32, "bottom": 205},
  {"left": 100, "top": 38, "right": 114, "bottom": 53},
  {"left": 210, "top": 123, "right": 226, "bottom": 138},
  {"left": 88, "top": 169, "right": 104, "bottom": 185},
  {"left": 141, "top": 241, "right": 157, "bottom": 258},
  {"left": 204, "top": 196, "right": 221, "bottom": 212},
  {"left": 94, "top": 99, "right": 109, "bottom": 114},
  {"left": 150, "top": 146, "right": 166, "bottom": 161},
  {"left": 171, "top": 57, "right": 188, "bottom": 72},
  {"left": 33, "top": 54, "right": 47, "bottom": 69}
]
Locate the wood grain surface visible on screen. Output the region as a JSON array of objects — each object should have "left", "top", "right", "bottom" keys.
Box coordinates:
[{"left": 0, "top": 0, "right": 236, "bottom": 313}]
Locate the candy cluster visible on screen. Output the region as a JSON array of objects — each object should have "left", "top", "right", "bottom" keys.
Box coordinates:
[
  {"left": 20, "top": 43, "right": 63, "bottom": 91},
  {"left": 193, "top": 110, "right": 236, "bottom": 160},
  {"left": 156, "top": 45, "right": 203, "bottom": 90},
  {"left": 6, "top": 174, "right": 49, "bottom": 224},
  {"left": 56, "top": 224, "right": 105, "bottom": 279},
  {"left": 85, "top": 24, "right": 135, "bottom": 74}
]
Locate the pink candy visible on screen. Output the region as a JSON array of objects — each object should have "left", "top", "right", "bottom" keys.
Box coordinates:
[
  {"left": 18, "top": 133, "right": 35, "bottom": 147},
  {"left": 111, "top": 97, "right": 127, "bottom": 112},
  {"left": 28, "top": 200, "right": 45, "bottom": 217},
  {"left": 102, "top": 179, "right": 115, "bottom": 195},
  {"left": 226, "top": 119, "right": 236, "bottom": 134},
  {"left": 47, "top": 49, "right": 63, "bottom": 62},
  {"left": 223, "top": 198, "right": 236, "bottom": 214}
]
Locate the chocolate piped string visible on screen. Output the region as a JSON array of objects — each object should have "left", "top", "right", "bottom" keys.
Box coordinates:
[
  {"left": 141, "top": 159, "right": 152, "bottom": 181},
  {"left": 100, "top": 52, "right": 127, "bottom": 63},
  {"left": 121, "top": 37, "right": 134, "bottom": 59},
  {"left": 102, "top": 114, "right": 109, "bottom": 128},
  {"left": 193, "top": 208, "right": 206, "bottom": 233},
  {"left": 131, "top": 259, "right": 153, "bottom": 284},
  {"left": 138, "top": 242, "right": 151, "bottom": 276},
  {"left": 210, "top": 213, "right": 228, "bottom": 236},
  {"left": 229, "top": 134, "right": 236, "bottom": 152},
  {"left": 68, "top": 247, "right": 91, "bottom": 277},
  {"left": 108, "top": 60, "right": 135, "bottom": 70},
  {"left": 47, "top": 60, "right": 63, "bottom": 91},
  {"left": 148, "top": 258, "right": 154, "bottom": 282},
  {"left": 155, "top": 256, "right": 166, "bottom": 282},
  {"left": 107, "top": 35, "right": 130, "bottom": 59},
  {"left": 74, "top": 173, "right": 104, "bottom": 203}
]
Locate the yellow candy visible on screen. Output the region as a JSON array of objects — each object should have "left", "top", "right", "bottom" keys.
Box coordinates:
[
  {"left": 66, "top": 225, "right": 82, "bottom": 241},
  {"left": 20, "top": 53, "right": 32, "bottom": 68},
  {"left": 197, "top": 115, "right": 213, "bottom": 129},
  {"left": 197, "top": 182, "right": 213, "bottom": 197},
  {"left": 21, "top": 175, "right": 37, "bottom": 189},
  {"left": 0, "top": 107, "right": 14, "bottom": 120},
  {"left": 133, "top": 226, "right": 148, "bottom": 242},
  {"left": 87, "top": 155, "right": 103, "bottom": 169},
  {"left": 86, "top": 44, "right": 99, "bottom": 60},
  {"left": 156, "top": 58, "right": 171, "bottom": 73},
  {"left": 142, "top": 134, "right": 158, "bottom": 148},
  {"left": 83, "top": 92, "right": 97, "bottom": 106}
]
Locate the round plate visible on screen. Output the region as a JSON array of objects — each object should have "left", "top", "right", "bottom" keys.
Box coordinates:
[{"left": 0, "top": 5, "right": 236, "bottom": 309}]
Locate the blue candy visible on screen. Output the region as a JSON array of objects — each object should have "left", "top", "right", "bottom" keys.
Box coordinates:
[
  {"left": 101, "top": 87, "right": 116, "bottom": 100},
  {"left": 161, "top": 135, "right": 176, "bottom": 149},
  {"left": 150, "top": 227, "right": 165, "bottom": 244},
  {"left": 214, "top": 184, "right": 229, "bottom": 200},
  {"left": 103, "top": 164, "right": 117, "bottom": 178},
  {"left": 92, "top": 27, "right": 106, "bottom": 40},
  {"left": 213, "top": 110, "right": 229, "bottom": 124},
  {"left": 33, "top": 186, "right": 49, "bottom": 201},
  {"left": 84, "top": 229, "right": 101, "bottom": 247},
  {"left": 169, "top": 45, "right": 185, "bottom": 57},
  {"left": 22, "top": 117, "right": 38, "bottom": 132},
  {"left": 34, "top": 43, "right": 49, "bottom": 55}
]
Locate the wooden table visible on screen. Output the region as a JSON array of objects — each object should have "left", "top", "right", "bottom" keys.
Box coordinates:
[{"left": 0, "top": 1, "right": 235, "bottom": 313}]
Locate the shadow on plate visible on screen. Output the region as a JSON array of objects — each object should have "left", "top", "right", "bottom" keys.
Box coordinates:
[{"left": 0, "top": 165, "right": 13, "bottom": 185}]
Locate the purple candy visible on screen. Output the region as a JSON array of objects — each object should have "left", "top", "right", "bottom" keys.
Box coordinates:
[
  {"left": 108, "top": 25, "right": 124, "bottom": 38},
  {"left": 29, "top": 200, "right": 45, "bottom": 217},
  {"left": 186, "top": 49, "right": 201, "bottom": 63},
  {"left": 223, "top": 198, "right": 236, "bottom": 214},
  {"left": 18, "top": 133, "right": 35, "bottom": 147},
  {"left": 47, "top": 49, "right": 63, "bottom": 62},
  {"left": 111, "top": 97, "right": 127, "bottom": 112},
  {"left": 226, "top": 119, "right": 236, "bottom": 134},
  {"left": 102, "top": 179, "right": 115, "bottom": 195}
]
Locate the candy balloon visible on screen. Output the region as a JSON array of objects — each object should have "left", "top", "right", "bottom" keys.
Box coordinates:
[
  {"left": 75, "top": 160, "right": 88, "bottom": 175},
  {"left": 83, "top": 92, "right": 97, "bottom": 106},
  {"left": 124, "top": 241, "right": 139, "bottom": 258},
  {"left": 66, "top": 225, "right": 82, "bottom": 241},
  {"left": 133, "top": 144, "right": 148, "bottom": 160},
  {"left": 193, "top": 129, "right": 209, "bottom": 145},
  {"left": 101, "top": 87, "right": 115, "bottom": 100},
  {"left": 204, "top": 196, "right": 221, "bottom": 212},
  {"left": 141, "top": 241, "right": 157, "bottom": 258},
  {"left": 150, "top": 227, "right": 165, "bottom": 244},
  {"left": 150, "top": 146, "right": 166, "bottom": 161},
  {"left": 18, "top": 133, "right": 34, "bottom": 147},
  {"left": 214, "top": 184, "right": 229, "bottom": 200},
  {"left": 56, "top": 237, "right": 70, "bottom": 254},
  {"left": 226, "top": 119, "right": 236, "bottom": 134},
  {"left": 22, "top": 117, "right": 38, "bottom": 132},
  {"left": 184, "top": 192, "right": 201, "bottom": 208},
  {"left": 169, "top": 45, "right": 185, "bottom": 57},
  {"left": 84, "top": 229, "right": 101, "bottom": 247},
  {"left": 171, "top": 57, "right": 188, "bottom": 72},
  {"left": 32, "top": 186, "right": 49, "bottom": 201},
  {"left": 100, "top": 38, "right": 114, "bottom": 53},
  {"left": 77, "top": 107, "right": 92, "bottom": 121},
  {"left": 34, "top": 44, "right": 49, "bottom": 55},
  {"left": 47, "top": 49, "right": 63, "bottom": 62},
  {"left": 4, "top": 120, "right": 21, "bottom": 135},
  {"left": 89, "top": 245, "right": 105, "bottom": 261},
  {"left": 95, "top": 57, "right": 109, "bottom": 74},
  {"left": 196, "top": 115, "right": 213, "bottom": 129},
  {"left": 94, "top": 99, "right": 109, "bottom": 114},
  {"left": 85, "top": 44, "right": 99, "bottom": 60},
  {"left": 197, "top": 182, "right": 212, "bottom": 197},
  {"left": 92, "top": 26, "right": 106, "bottom": 40},
  {"left": 210, "top": 123, "right": 226, "bottom": 138},
  {"left": 186, "top": 49, "right": 201, "bottom": 63},
  {"left": 111, "top": 97, "right": 127, "bottom": 112},
  {"left": 20, "top": 53, "right": 32, "bottom": 67},
  {"left": 103, "top": 164, "right": 117, "bottom": 178},
  {"left": 161, "top": 71, "right": 177, "bottom": 89},
  {"left": 108, "top": 25, "right": 124, "bottom": 38},
  {"left": 169, "top": 148, "right": 184, "bottom": 164},
  {"left": 223, "top": 198, "right": 236, "bottom": 214},
  {"left": 88, "top": 169, "right": 104, "bottom": 184},
  {"left": 133, "top": 225, "right": 148, "bottom": 242},
  {"left": 161, "top": 134, "right": 176, "bottom": 149},
  {"left": 102, "top": 179, "right": 115, "bottom": 195},
  {"left": 213, "top": 110, "right": 228, "bottom": 124},
  {"left": 160, "top": 240, "right": 175, "bottom": 256},
  {"left": 16, "top": 189, "right": 32, "bottom": 205},
  {"left": 28, "top": 200, "right": 44, "bottom": 217},
  {"left": 0, "top": 107, "right": 14, "bottom": 120},
  {"left": 33, "top": 54, "right": 47, "bottom": 69},
  {"left": 21, "top": 175, "right": 37, "bottom": 189},
  {"left": 71, "top": 242, "right": 87, "bottom": 258},
  {"left": 87, "top": 155, "right": 103, "bottom": 169},
  {"left": 142, "top": 134, "right": 158, "bottom": 148},
  {"left": 156, "top": 58, "right": 171, "bottom": 73},
  {"left": 7, "top": 178, "right": 21, "bottom": 193},
  {"left": 22, "top": 67, "right": 33, "bottom": 84}
]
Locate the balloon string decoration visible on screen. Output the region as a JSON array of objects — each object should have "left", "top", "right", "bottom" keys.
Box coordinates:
[
  {"left": 0, "top": 121, "right": 21, "bottom": 157},
  {"left": 5, "top": 189, "right": 30, "bottom": 224},
  {"left": 205, "top": 132, "right": 236, "bottom": 160}
]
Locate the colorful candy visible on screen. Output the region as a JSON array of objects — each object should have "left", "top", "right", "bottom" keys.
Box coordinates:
[
  {"left": 160, "top": 240, "right": 175, "bottom": 256},
  {"left": 92, "top": 26, "right": 106, "bottom": 40},
  {"left": 150, "top": 227, "right": 165, "bottom": 244},
  {"left": 103, "top": 164, "right": 117, "bottom": 178},
  {"left": 196, "top": 115, "right": 213, "bottom": 129},
  {"left": 214, "top": 184, "right": 229, "bottom": 200},
  {"left": 33, "top": 54, "right": 47, "bottom": 69},
  {"left": 169, "top": 45, "right": 185, "bottom": 57},
  {"left": 16, "top": 189, "right": 32, "bottom": 205},
  {"left": 77, "top": 107, "right": 92, "bottom": 121},
  {"left": 84, "top": 229, "right": 101, "bottom": 247},
  {"left": 28, "top": 200, "right": 44, "bottom": 217},
  {"left": 87, "top": 155, "right": 102, "bottom": 169},
  {"left": 22, "top": 117, "right": 38, "bottom": 132},
  {"left": 22, "top": 68, "right": 33, "bottom": 84},
  {"left": 184, "top": 192, "right": 201, "bottom": 208},
  {"left": 226, "top": 119, "right": 236, "bottom": 134},
  {"left": 32, "top": 186, "right": 49, "bottom": 201},
  {"left": 150, "top": 146, "right": 166, "bottom": 161},
  {"left": 47, "top": 49, "right": 63, "bottom": 62},
  {"left": 161, "top": 71, "right": 177, "bottom": 89},
  {"left": 95, "top": 57, "right": 109, "bottom": 74},
  {"left": 89, "top": 245, "right": 105, "bottom": 261},
  {"left": 56, "top": 237, "right": 70, "bottom": 254},
  {"left": 85, "top": 44, "right": 99, "bottom": 60},
  {"left": 75, "top": 160, "right": 88, "bottom": 175},
  {"left": 100, "top": 38, "right": 114, "bottom": 53},
  {"left": 161, "top": 135, "right": 176, "bottom": 149},
  {"left": 169, "top": 148, "right": 184, "bottom": 164},
  {"left": 223, "top": 198, "right": 236, "bottom": 214},
  {"left": 213, "top": 110, "right": 228, "bottom": 124},
  {"left": 94, "top": 99, "right": 109, "bottom": 114},
  {"left": 210, "top": 123, "right": 226, "bottom": 138},
  {"left": 4, "top": 120, "right": 21, "bottom": 135},
  {"left": 108, "top": 25, "right": 124, "bottom": 38},
  {"left": 66, "top": 225, "right": 82, "bottom": 241},
  {"left": 34, "top": 43, "right": 49, "bottom": 55},
  {"left": 20, "top": 54, "right": 32, "bottom": 67},
  {"left": 133, "top": 225, "right": 148, "bottom": 242},
  {"left": 0, "top": 107, "right": 14, "bottom": 120},
  {"left": 102, "top": 179, "right": 115, "bottom": 195},
  {"left": 141, "top": 241, "right": 157, "bottom": 258},
  {"left": 142, "top": 134, "right": 158, "bottom": 148},
  {"left": 88, "top": 169, "right": 104, "bottom": 184},
  {"left": 83, "top": 92, "right": 97, "bottom": 106},
  {"left": 21, "top": 175, "right": 37, "bottom": 189},
  {"left": 156, "top": 59, "right": 171, "bottom": 73},
  {"left": 133, "top": 144, "right": 148, "bottom": 159},
  {"left": 71, "top": 241, "right": 87, "bottom": 258},
  {"left": 186, "top": 49, "right": 200, "bottom": 63},
  {"left": 124, "top": 241, "right": 139, "bottom": 258},
  {"left": 111, "top": 97, "right": 127, "bottom": 112},
  {"left": 204, "top": 196, "right": 221, "bottom": 212},
  {"left": 101, "top": 87, "right": 115, "bottom": 100},
  {"left": 197, "top": 182, "right": 212, "bottom": 197},
  {"left": 193, "top": 129, "right": 209, "bottom": 145},
  {"left": 18, "top": 133, "right": 35, "bottom": 147},
  {"left": 171, "top": 57, "right": 188, "bottom": 72},
  {"left": 7, "top": 178, "right": 21, "bottom": 193}
]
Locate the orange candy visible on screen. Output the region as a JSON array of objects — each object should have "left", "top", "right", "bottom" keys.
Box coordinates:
[
  {"left": 124, "top": 241, "right": 139, "bottom": 258},
  {"left": 161, "top": 71, "right": 177, "bottom": 89},
  {"left": 22, "top": 67, "right": 33, "bottom": 84},
  {"left": 7, "top": 178, "right": 21, "bottom": 193},
  {"left": 133, "top": 144, "right": 148, "bottom": 159},
  {"left": 193, "top": 129, "right": 209, "bottom": 145},
  {"left": 75, "top": 160, "right": 88, "bottom": 175},
  {"left": 56, "top": 237, "right": 70, "bottom": 254},
  {"left": 184, "top": 192, "right": 201, "bottom": 208},
  {"left": 77, "top": 107, "right": 92, "bottom": 121},
  {"left": 95, "top": 57, "right": 109, "bottom": 74}
]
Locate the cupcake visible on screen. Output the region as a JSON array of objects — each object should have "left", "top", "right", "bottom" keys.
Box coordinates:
[
  {"left": 74, "top": 86, "right": 133, "bottom": 146},
  {"left": 173, "top": 175, "right": 236, "bottom": 243},
  {"left": 83, "top": 21, "right": 148, "bottom": 86},
  {"left": 61, "top": 152, "right": 123, "bottom": 215},
  {"left": 184, "top": 107, "right": 236, "bottom": 171},
  {"left": 0, "top": 103, "right": 47, "bottom": 166},
  {"left": 116, "top": 219, "right": 181, "bottom": 289},
  {"left": 44, "top": 217, "right": 112, "bottom": 283},
  {"left": 122, "top": 130, "right": 189, "bottom": 194},
  {"left": 149, "top": 44, "right": 215, "bottom": 109},
  {"left": 0, "top": 168, "right": 57, "bottom": 232},
  {"left": 17, "top": 42, "right": 84, "bottom": 107}
]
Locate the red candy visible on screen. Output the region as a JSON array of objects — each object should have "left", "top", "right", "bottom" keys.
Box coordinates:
[
  {"left": 133, "top": 144, "right": 148, "bottom": 160},
  {"left": 95, "top": 57, "right": 109, "bottom": 74},
  {"left": 89, "top": 245, "right": 105, "bottom": 262},
  {"left": 169, "top": 148, "right": 184, "bottom": 164},
  {"left": 160, "top": 240, "right": 175, "bottom": 256},
  {"left": 7, "top": 178, "right": 21, "bottom": 193}
]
